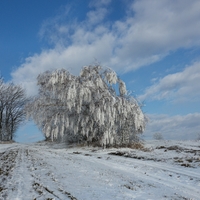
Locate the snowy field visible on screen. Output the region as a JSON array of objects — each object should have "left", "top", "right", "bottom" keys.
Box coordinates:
[{"left": 0, "top": 140, "right": 200, "bottom": 200}]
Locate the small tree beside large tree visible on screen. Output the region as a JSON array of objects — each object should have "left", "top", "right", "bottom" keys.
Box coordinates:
[
  {"left": 0, "top": 78, "right": 28, "bottom": 141},
  {"left": 26, "top": 65, "right": 146, "bottom": 146}
]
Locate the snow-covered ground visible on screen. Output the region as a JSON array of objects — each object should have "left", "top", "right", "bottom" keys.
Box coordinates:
[{"left": 0, "top": 140, "right": 200, "bottom": 200}]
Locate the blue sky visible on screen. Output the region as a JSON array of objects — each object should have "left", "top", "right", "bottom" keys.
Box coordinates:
[{"left": 1, "top": 0, "right": 200, "bottom": 142}]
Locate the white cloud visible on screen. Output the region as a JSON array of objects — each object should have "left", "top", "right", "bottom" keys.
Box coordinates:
[
  {"left": 89, "top": 0, "right": 111, "bottom": 8},
  {"left": 144, "top": 113, "right": 200, "bottom": 140},
  {"left": 114, "top": 0, "right": 200, "bottom": 67},
  {"left": 139, "top": 62, "right": 200, "bottom": 102},
  {"left": 11, "top": 34, "right": 116, "bottom": 96},
  {"left": 87, "top": 8, "right": 108, "bottom": 25},
  {"left": 11, "top": 0, "right": 200, "bottom": 95}
]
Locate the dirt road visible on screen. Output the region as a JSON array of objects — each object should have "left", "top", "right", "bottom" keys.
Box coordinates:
[{"left": 0, "top": 143, "right": 200, "bottom": 200}]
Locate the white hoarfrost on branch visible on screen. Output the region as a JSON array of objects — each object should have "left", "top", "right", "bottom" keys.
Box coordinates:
[
  {"left": 26, "top": 65, "right": 146, "bottom": 146},
  {"left": 119, "top": 80, "right": 127, "bottom": 96}
]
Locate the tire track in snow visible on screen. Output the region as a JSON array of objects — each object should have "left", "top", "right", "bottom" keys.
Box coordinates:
[
  {"left": 98, "top": 156, "right": 200, "bottom": 199},
  {"left": 2, "top": 143, "right": 199, "bottom": 200},
  {"left": 8, "top": 147, "right": 36, "bottom": 200},
  {"left": 0, "top": 149, "right": 18, "bottom": 199},
  {"left": 30, "top": 145, "right": 200, "bottom": 199},
  {"left": 114, "top": 155, "right": 200, "bottom": 179},
  {"left": 28, "top": 148, "right": 137, "bottom": 200},
  {"left": 72, "top": 152, "right": 200, "bottom": 200},
  {"left": 26, "top": 148, "right": 78, "bottom": 200}
]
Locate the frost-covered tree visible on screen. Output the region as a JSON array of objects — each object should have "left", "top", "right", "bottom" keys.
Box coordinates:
[{"left": 26, "top": 65, "right": 146, "bottom": 146}]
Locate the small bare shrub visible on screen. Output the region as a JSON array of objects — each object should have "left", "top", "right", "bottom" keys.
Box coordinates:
[
  {"left": 196, "top": 133, "right": 200, "bottom": 141},
  {"left": 153, "top": 132, "right": 164, "bottom": 140}
]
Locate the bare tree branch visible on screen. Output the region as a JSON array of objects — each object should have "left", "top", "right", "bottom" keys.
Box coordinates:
[{"left": 0, "top": 78, "right": 28, "bottom": 141}]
